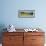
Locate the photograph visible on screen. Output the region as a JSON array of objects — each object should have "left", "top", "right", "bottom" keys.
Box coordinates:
[{"left": 18, "top": 10, "right": 35, "bottom": 18}]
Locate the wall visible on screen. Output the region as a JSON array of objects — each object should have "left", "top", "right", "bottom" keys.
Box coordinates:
[{"left": 0, "top": 0, "right": 46, "bottom": 30}]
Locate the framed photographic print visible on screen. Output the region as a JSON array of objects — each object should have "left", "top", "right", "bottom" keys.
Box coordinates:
[{"left": 18, "top": 10, "right": 35, "bottom": 18}]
